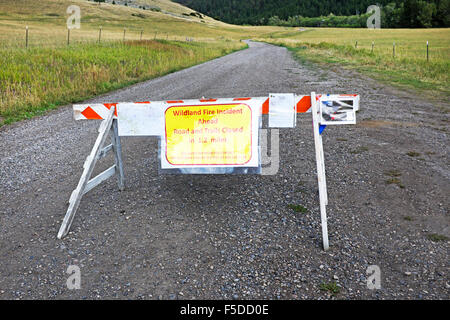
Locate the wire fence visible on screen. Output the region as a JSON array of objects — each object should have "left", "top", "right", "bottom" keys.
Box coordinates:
[
  {"left": 2, "top": 26, "right": 446, "bottom": 63},
  {"left": 268, "top": 37, "right": 449, "bottom": 63},
  {"left": 353, "top": 39, "right": 434, "bottom": 61},
  {"left": 0, "top": 26, "right": 231, "bottom": 50}
]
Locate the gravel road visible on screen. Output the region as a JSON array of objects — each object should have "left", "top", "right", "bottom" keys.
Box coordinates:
[{"left": 0, "top": 41, "right": 448, "bottom": 300}]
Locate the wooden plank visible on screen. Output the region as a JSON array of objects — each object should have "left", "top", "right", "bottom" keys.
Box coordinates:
[
  {"left": 97, "top": 144, "right": 113, "bottom": 160},
  {"left": 111, "top": 119, "right": 125, "bottom": 191},
  {"left": 311, "top": 92, "right": 329, "bottom": 251},
  {"left": 83, "top": 165, "right": 116, "bottom": 195},
  {"left": 58, "top": 106, "right": 116, "bottom": 239}
]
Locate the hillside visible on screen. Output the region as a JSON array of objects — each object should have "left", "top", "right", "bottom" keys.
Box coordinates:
[
  {"left": 0, "top": 0, "right": 285, "bottom": 47},
  {"left": 174, "top": 0, "right": 394, "bottom": 25},
  {"left": 174, "top": 0, "right": 449, "bottom": 27},
  {"left": 0, "top": 0, "right": 225, "bottom": 44},
  {"left": 99, "top": 0, "right": 220, "bottom": 24}
]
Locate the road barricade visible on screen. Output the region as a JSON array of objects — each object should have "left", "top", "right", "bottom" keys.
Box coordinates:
[{"left": 59, "top": 92, "right": 360, "bottom": 250}]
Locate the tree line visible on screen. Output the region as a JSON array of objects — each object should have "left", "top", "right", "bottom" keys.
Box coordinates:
[{"left": 173, "top": 0, "right": 449, "bottom": 27}]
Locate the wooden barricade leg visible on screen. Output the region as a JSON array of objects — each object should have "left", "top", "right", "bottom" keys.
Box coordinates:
[
  {"left": 318, "top": 128, "right": 328, "bottom": 206},
  {"left": 58, "top": 106, "right": 124, "bottom": 239},
  {"left": 111, "top": 119, "right": 125, "bottom": 191},
  {"left": 311, "top": 92, "right": 330, "bottom": 251}
]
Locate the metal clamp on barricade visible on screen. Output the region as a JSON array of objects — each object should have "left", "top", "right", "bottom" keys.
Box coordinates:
[{"left": 58, "top": 92, "right": 360, "bottom": 250}]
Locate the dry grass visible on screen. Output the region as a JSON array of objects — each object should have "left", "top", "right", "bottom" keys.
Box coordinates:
[
  {"left": 259, "top": 28, "right": 450, "bottom": 96},
  {"left": 265, "top": 28, "right": 450, "bottom": 60},
  {"left": 0, "top": 0, "right": 284, "bottom": 47}
]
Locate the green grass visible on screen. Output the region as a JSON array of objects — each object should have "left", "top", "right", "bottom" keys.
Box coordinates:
[
  {"left": 384, "top": 169, "right": 402, "bottom": 177},
  {"left": 406, "top": 151, "right": 421, "bottom": 157},
  {"left": 385, "top": 177, "right": 405, "bottom": 188},
  {"left": 319, "top": 281, "right": 340, "bottom": 296},
  {"left": 0, "top": 40, "right": 246, "bottom": 125},
  {"left": 384, "top": 169, "right": 404, "bottom": 188},
  {"left": 386, "top": 177, "right": 401, "bottom": 184},
  {"left": 427, "top": 233, "right": 449, "bottom": 242},
  {"left": 350, "top": 146, "right": 369, "bottom": 154},
  {"left": 287, "top": 204, "right": 308, "bottom": 213}
]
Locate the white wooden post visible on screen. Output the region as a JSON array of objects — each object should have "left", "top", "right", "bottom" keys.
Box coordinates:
[
  {"left": 318, "top": 131, "right": 328, "bottom": 206},
  {"left": 111, "top": 118, "right": 125, "bottom": 190},
  {"left": 311, "top": 92, "right": 329, "bottom": 250}
]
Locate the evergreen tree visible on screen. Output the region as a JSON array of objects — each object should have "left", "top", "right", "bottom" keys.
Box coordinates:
[{"left": 173, "top": 0, "right": 448, "bottom": 27}]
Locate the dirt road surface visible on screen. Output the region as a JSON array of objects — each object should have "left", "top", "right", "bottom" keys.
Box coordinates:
[{"left": 0, "top": 41, "right": 448, "bottom": 299}]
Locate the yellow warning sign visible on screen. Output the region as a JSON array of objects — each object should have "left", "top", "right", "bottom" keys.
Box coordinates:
[{"left": 165, "top": 104, "right": 252, "bottom": 165}]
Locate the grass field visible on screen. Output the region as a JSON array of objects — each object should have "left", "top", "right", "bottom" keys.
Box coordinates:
[
  {"left": 0, "top": 40, "right": 245, "bottom": 125},
  {"left": 0, "top": 0, "right": 449, "bottom": 126},
  {"left": 258, "top": 28, "right": 450, "bottom": 98}
]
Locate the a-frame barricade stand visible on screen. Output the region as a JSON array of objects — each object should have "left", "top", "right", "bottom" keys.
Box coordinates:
[
  {"left": 57, "top": 106, "right": 124, "bottom": 239},
  {"left": 58, "top": 92, "right": 360, "bottom": 250}
]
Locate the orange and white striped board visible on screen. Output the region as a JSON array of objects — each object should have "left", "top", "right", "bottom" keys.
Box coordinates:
[
  {"left": 73, "top": 103, "right": 119, "bottom": 120},
  {"left": 72, "top": 94, "right": 360, "bottom": 121},
  {"left": 73, "top": 94, "right": 359, "bottom": 170}
]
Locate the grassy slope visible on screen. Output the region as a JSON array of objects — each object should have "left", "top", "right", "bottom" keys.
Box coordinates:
[
  {"left": 0, "top": 0, "right": 284, "bottom": 46},
  {"left": 258, "top": 28, "right": 450, "bottom": 99},
  {"left": 134, "top": 0, "right": 217, "bottom": 22}
]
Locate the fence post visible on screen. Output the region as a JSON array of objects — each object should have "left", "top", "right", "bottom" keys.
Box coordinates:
[
  {"left": 355, "top": 40, "right": 357, "bottom": 49},
  {"left": 393, "top": 42, "right": 395, "bottom": 58},
  {"left": 140, "top": 30, "right": 143, "bottom": 41},
  {"left": 123, "top": 28, "right": 126, "bottom": 41},
  {"left": 427, "top": 41, "right": 429, "bottom": 62},
  {"left": 98, "top": 26, "right": 102, "bottom": 43},
  {"left": 371, "top": 41, "right": 374, "bottom": 53},
  {"left": 67, "top": 28, "right": 70, "bottom": 46},
  {"left": 25, "top": 25, "right": 29, "bottom": 48}
]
